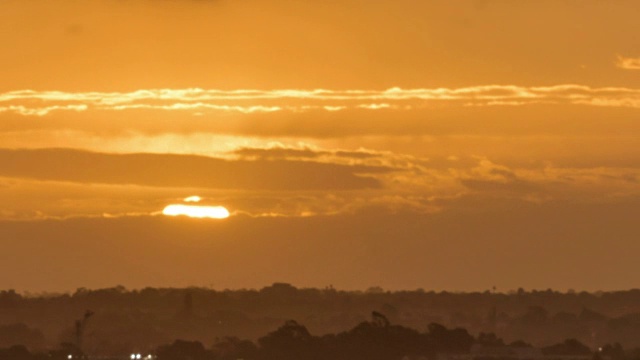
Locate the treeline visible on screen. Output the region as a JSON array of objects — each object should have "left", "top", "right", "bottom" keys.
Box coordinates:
[
  {"left": 5, "top": 284, "right": 640, "bottom": 353},
  {"left": 156, "top": 316, "right": 481, "bottom": 360},
  {"left": 153, "top": 315, "right": 610, "bottom": 360},
  {"left": 1, "top": 313, "right": 637, "bottom": 360}
]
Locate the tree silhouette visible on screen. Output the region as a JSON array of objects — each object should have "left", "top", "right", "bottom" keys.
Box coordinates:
[
  {"left": 476, "top": 332, "right": 506, "bottom": 347},
  {"left": 156, "top": 340, "right": 210, "bottom": 360},
  {"left": 542, "top": 339, "right": 591, "bottom": 356},
  {"left": 427, "top": 323, "right": 474, "bottom": 353},
  {"left": 258, "top": 320, "right": 317, "bottom": 360},
  {"left": 0, "top": 345, "right": 31, "bottom": 360},
  {"left": 212, "top": 336, "right": 257, "bottom": 360}
]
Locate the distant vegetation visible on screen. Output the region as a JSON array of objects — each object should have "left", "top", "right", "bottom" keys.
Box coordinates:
[
  {"left": 0, "top": 313, "right": 635, "bottom": 360},
  {"left": 4, "top": 284, "right": 640, "bottom": 358}
]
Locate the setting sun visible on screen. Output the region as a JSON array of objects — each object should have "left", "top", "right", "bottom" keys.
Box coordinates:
[{"left": 162, "top": 204, "right": 230, "bottom": 219}]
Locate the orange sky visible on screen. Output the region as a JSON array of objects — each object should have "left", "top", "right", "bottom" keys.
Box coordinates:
[{"left": 0, "top": 0, "right": 639, "bottom": 293}]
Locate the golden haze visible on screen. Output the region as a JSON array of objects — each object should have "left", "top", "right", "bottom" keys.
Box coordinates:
[{"left": 0, "top": 0, "right": 639, "bottom": 292}]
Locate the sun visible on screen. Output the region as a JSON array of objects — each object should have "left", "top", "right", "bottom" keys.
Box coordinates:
[{"left": 162, "top": 204, "right": 230, "bottom": 219}]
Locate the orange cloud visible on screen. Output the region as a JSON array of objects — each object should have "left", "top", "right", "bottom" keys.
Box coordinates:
[
  {"left": 2, "top": 85, "right": 640, "bottom": 116},
  {"left": 0, "top": 148, "right": 389, "bottom": 190},
  {"left": 2, "top": 146, "right": 638, "bottom": 221},
  {"left": 616, "top": 55, "right": 640, "bottom": 70}
]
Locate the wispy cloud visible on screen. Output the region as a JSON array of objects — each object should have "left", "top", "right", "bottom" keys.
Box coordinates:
[
  {"left": 616, "top": 55, "right": 640, "bottom": 70},
  {"left": 0, "top": 104, "right": 88, "bottom": 116},
  {"left": 2, "top": 85, "right": 640, "bottom": 116}
]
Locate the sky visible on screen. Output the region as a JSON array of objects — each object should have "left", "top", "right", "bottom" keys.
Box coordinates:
[{"left": 0, "top": 0, "right": 639, "bottom": 293}]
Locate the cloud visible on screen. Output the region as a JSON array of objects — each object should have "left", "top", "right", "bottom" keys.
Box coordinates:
[
  {"left": 231, "top": 145, "right": 382, "bottom": 162},
  {"left": 232, "top": 146, "right": 322, "bottom": 160},
  {"left": 2, "top": 84, "right": 640, "bottom": 117},
  {"left": 3, "top": 147, "right": 639, "bottom": 222},
  {"left": 0, "top": 104, "right": 88, "bottom": 116},
  {"left": 457, "top": 158, "right": 541, "bottom": 196},
  {"left": 616, "top": 55, "right": 640, "bottom": 70},
  {"left": 0, "top": 148, "right": 389, "bottom": 190},
  {"left": 2, "top": 90, "right": 640, "bottom": 147},
  {"left": 460, "top": 178, "right": 538, "bottom": 194}
]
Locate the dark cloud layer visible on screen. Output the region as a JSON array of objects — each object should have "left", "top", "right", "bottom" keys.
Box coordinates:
[
  {"left": 231, "top": 146, "right": 381, "bottom": 161},
  {"left": 0, "top": 148, "right": 389, "bottom": 190},
  {"left": 232, "top": 147, "right": 322, "bottom": 159}
]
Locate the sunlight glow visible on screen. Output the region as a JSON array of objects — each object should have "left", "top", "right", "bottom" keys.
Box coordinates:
[
  {"left": 184, "top": 196, "right": 202, "bottom": 203},
  {"left": 162, "top": 204, "right": 230, "bottom": 219}
]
